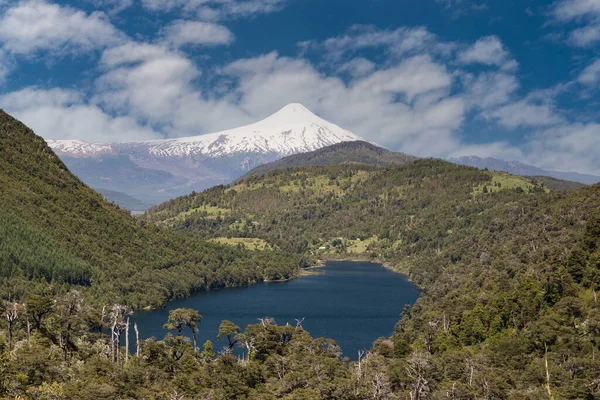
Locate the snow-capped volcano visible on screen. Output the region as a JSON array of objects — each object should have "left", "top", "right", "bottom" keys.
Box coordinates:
[
  {"left": 47, "top": 104, "right": 365, "bottom": 206},
  {"left": 49, "top": 104, "right": 362, "bottom": 159},
  {"left": 138, "top": 103, "right": 362, "bottom": 158}
]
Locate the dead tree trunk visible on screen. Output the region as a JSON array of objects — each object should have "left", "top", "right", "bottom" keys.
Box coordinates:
[
  {"left": 125, "top": 318, "right": 130, "bottom": 364},
  {"left": 4, "top": 302, "right": 18, "bottom": 350},
  {"left": 111, "top": 319, "right": 117, "bottom": 363},
  {"left": 134, "top": 323, "right": 140, "bottom": 357}
]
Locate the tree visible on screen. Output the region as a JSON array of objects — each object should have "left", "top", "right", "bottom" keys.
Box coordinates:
[
  {"left": 164, "top": 308, "right": 202, "bottom": 352},
  {"left": 0, "top": 300, "right": 19, "bottom": 350},
  {"left": 217, "top": 320, "right": 240, "bottom": 351},
  {"left": 25, "top": 294, "right": 53, "bottom": 332}
]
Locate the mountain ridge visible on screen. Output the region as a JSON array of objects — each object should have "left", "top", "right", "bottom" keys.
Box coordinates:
[
  {"left": 240, "top": 140, "right": 417, "bottom": 180},
  {"left": 47, "top": 104, "right": 365, "bottom": 204},
  {"left": 451, "top": 155, "right": 600, "bottom": 185}
]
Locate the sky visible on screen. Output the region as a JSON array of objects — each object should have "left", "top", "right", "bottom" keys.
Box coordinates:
[{"left": 0, "top": 0, "right": 599, "bottom": 174}]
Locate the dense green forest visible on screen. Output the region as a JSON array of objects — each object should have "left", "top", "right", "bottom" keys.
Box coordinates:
[
  {"left": 0, "top": 110, "right": 304, "bottom": 309},
  {"left": 1, "top": 110, "right": 600, "bottom": 398},
  {"left": 144, "top": 160, "right": 600, "bottom": 398}
]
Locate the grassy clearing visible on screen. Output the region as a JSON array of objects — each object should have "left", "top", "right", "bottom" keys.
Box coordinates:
[
  {"left": 159, "top": 205, "right": 232, "bottom": 225},
  {"left": 210, "top": 237, "right": 272, "bottom": 251},
  {"left": 473, "top": 172, "right": 548, "bottom": 195},
  {"left": 346, "top": 237, "right": 376, "bottom": 254}
]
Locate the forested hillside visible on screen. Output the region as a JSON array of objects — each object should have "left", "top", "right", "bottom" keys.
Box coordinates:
[
  {"left": 1, "top": 108, "right": 599, "bottom": 398},
  {"left": 146, "top": 160, "right": 600, "bottom": 398},
  {"left": 0, "top": 111, "right": 303, "bottom": 309},
  {"left": 241, "top": 140, "right": 416, "bottom": 179}
]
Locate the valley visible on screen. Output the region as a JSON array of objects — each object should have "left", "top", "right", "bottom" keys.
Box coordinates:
[{"left": 1, "top": 110, "right": 599, "bottom": 399}]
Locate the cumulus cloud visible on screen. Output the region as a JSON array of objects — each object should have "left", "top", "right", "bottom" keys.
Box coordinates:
[
  {"left": 141, "top": 0, "right": 289, "bottom": 20},
  {"left": 483, "top": 100, "right": 563, "bottom": 128},
  {"left": 300, "top": 25, "right": 443, "bottom": 61},
  {"left": 463, "top": 72, "right": 519, "bottom": 109},
  {"left": 96, "top": 42, "right": 201, "bottom": 124},
  {"left": 528, "top": 122, "right": 600, "bottom": 174},
  {"left": 457, "top": 36, "right": 518, "bottom": 71},
  {"left": 578, "top": 58, "right": 600, "bottom": 84},
  {"left": 0, "top": 87, "right": 160, "bottom": 142},
  {"left": 0, "top": 0, "right": 124, "bottom": 56},
  {"left": 160, "top": 20, "right": 235, "bottom": 47},
  {"left": 552, "top": 0, "right": 600, "bottom": 46},
  {"left": 552, "top": 0, "right": 600, "bottom": 21},
  {"left": 337, "top": 58, "right": 376, "bottom": 78}
]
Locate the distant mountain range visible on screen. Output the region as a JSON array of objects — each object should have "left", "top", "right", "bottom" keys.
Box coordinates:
[
  {"left": 450, "top": 156, "right": 600, "bottom": 185},
  {"left": 48, "top": 104, "right": 362, "bottom": 206},
  {"left": 241, "top": 141, "right": 416, "bottom": 179}
]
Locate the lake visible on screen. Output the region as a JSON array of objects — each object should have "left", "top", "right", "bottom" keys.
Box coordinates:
[{"left": 129, "top": 260, "right": 420, "bottom": 359}]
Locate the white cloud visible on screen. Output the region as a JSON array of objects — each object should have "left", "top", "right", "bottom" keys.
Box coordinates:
[
  {"left": 569, "top": 23, "right": 600, "bottom": 46},
  {"left": 528, "top": 122, "right": 600, "bottom": 174},
  {"left": 464, "top": 72, "right": 519, "bottom": 109},
  {"left": 88, "top": 0, "right": 134, "bottom": 14},
  {"left": 96, "top": 42, "right": 200, "bottom": 124},
  {"left": 0, "top": 49, "right": 13, "bottom": 83},
  {"left": 552, "top": 0, "right": 600, "bottom": 47},
  {"left": 141, "top": 0, "right": 289, "bottom": 20},
  {"left": 552, "top": 0, "right": 600, "bottom": 21},
  {"left": 0, "top": 0, "right": 124, "bottom": 56},
  {"left": 337, "top": 58, "right": 376, "bottom": 78},
  {"left": 0, "top": 87, "right": 160, "bottom": 142},
  {"left": 457, "top": 36, "right": 518, "bottom": 71},
  {"left": 301, "top": 26, "right": 443, "bottom": 61},
  {"left": 160, "top": 20, "right": 234, "bottom": 47},
  {"left": 483, "top": 99, "right": 563, "bottom": 128},
  {"left": 578, "top": 58, "right": 600, "bottom": 84}
]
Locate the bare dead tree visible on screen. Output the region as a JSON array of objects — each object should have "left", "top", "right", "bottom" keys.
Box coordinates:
[
  {"left": 134, "top": 323, "right": 140, "bottom": 358},
  {"left": 110, "top": 304, "right": 132, "bottom": 364},
  {"left": 125, "top": 318, "right": 130, "bottom": 364},
  {"left": 2, "top": 301, "right": 19, "bottom": 350},
  {"left": 406, "top": 352, "right": 431, "bottom": 400},
  {"left": 258, "top": 317, "right": 276, "bottom": 328},
  {"left": 111, "top": 318, "right": 117, "bottom": 363}
]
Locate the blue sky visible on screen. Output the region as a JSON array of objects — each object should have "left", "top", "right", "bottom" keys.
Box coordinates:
[{"left": 0, "top": 0, "right": 599, "bottom": 174}]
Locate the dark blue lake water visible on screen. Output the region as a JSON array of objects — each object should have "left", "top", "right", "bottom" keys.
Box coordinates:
[{"left": 129, "top": 261, "right": 419, "bottom": 358}]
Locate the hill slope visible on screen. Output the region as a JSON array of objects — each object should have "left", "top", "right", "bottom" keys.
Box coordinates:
[
  {"left": 526, "top": 175, "right": 587, "bottom": 191},
  {"left": 0, "top": 110, "right": 301, "bottom": 308},
  {"left": 147, "top": 160, "right": 600, "bottom": 398},
  {"left": 240, "top": 140, "right": 416, "bottom": 179}
]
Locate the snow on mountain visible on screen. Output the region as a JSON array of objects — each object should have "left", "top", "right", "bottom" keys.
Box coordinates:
[
  {"left": 46, "top": 104, "right": 366, "bottom": 206},
  {"left": 50, "top": 104, "right": 363, "bottom": 159},
  {"left": 47, "top": 139, "right": 115, "bottom": 157}
]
